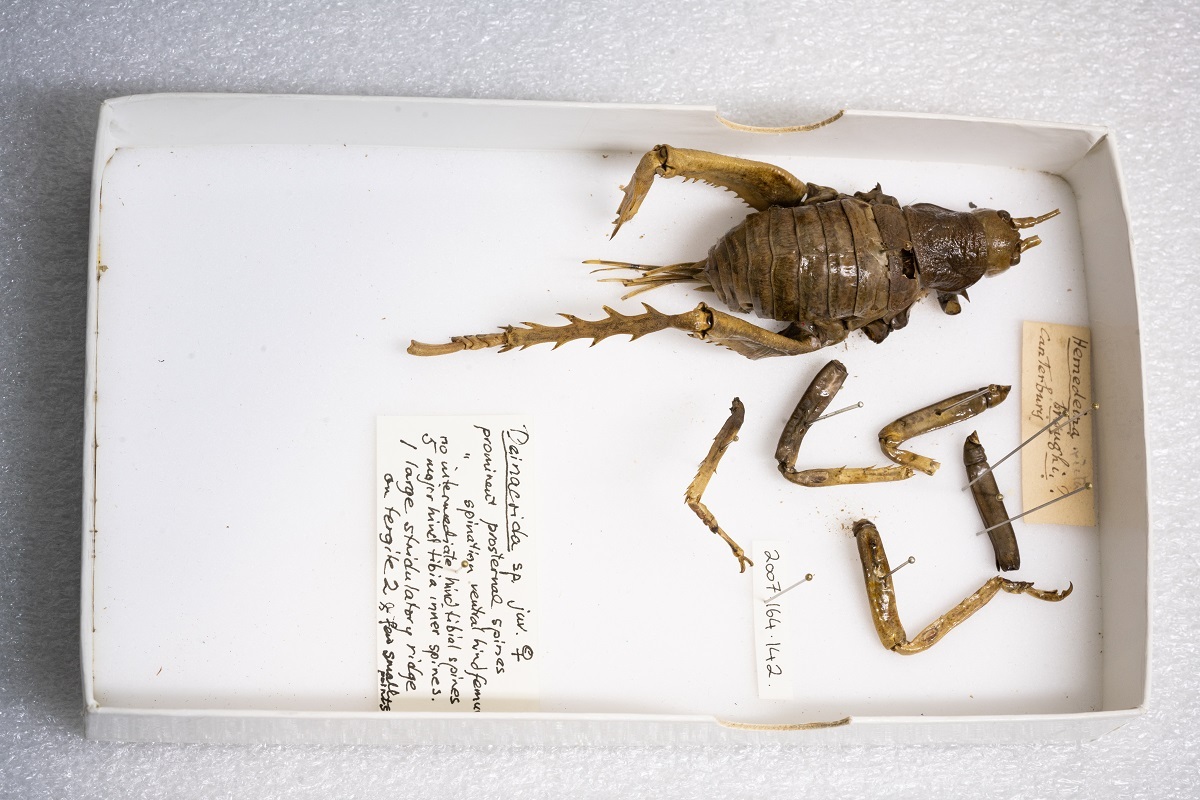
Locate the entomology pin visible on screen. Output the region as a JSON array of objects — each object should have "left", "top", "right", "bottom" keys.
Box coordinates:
[
  {"left": 936, "top": 388, "right": 992, "bottom": 416},
  {"left": 764, "top": 573, "right": 815, "bottom": 603},
  {"left": 875, "top": 555, "right": 915, "bottom": 580},
  {"left": 962, "top": 402, "right": 1099, "bottom": 491},
  {"left": 973, "top": 483, "right": 1094, "bottom": 536},
  {"left": 812, "top": 401, "right": 864, "bottom": 424},
  {"left": 1048, "top": 402, "right": 1100, "bottom": 435}
]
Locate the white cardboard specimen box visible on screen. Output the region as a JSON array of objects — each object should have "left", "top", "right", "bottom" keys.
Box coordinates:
[{"left": 81, "top": 94, "right": 1148, "bottom": 744}]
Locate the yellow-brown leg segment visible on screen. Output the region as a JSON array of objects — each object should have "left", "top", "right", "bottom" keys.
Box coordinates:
[
  {"left": 611, "top": 145, "right": 816, "bottom": 237},
  {"left": 877, "top": 384, "right": 1012, "bottom": 476},
  {"left": 854, "top": 519, "right": 1072, "bottom": 655},
  {"left": 408, "top": 303, "right": 832, "bottom": 360},
  {"left": 685, "top": 399, "right": 753, "bottom": 573},
  {"left": 776, "top": 359, "right": 914, "bottom": 486}
]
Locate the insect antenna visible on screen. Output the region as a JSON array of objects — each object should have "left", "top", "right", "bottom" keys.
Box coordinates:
[{"left": 1011, "top": 209, "right": 1060, "bottom": 229}]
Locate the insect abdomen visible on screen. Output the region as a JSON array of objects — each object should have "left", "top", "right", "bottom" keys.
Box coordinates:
[{"left": 703, "top": 198, "right": 910, "bottom": 324}]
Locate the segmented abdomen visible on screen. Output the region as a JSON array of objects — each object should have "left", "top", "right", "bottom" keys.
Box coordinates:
[{"left": 703, "top": 198, "right": 918, "bottom": 326}]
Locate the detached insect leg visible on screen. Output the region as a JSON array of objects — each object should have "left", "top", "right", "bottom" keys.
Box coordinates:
[
  {"left": 878, "top": 384, "right": 1011, "bottom": 475},
  {"left": 963, "top": 431, "right": 1020, "bottom": 571},
  {"left": 854, "top": 519, "right": 1071, "bottom": 655},
  {"left": 685, "top": 398, "right": 753, "bottom": 573},
  {"left": 776, "top": 360, "right": 914, "bottom": 487}
]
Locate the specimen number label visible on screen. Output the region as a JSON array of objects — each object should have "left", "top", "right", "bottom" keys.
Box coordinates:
[{"left": 752, "top": 540, "right": 795, "bottom": 700}]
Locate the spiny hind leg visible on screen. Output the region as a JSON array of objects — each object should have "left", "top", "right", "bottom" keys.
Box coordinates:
[
  {"left": 611, "top": 145, "right": 815, "bottom": 236},
  {"left": 409, "top": 303, "right": 839, "bottom": 360}
]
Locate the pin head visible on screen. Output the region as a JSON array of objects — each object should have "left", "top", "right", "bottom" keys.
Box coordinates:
[{"left": 764, "top": 573, "right": 815, "bottom": 603}]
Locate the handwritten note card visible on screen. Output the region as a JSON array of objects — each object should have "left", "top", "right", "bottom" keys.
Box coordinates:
[
  {"left": 1021, "top": 321, "right": 1097, "bottom": 526},
  {"left": 751, "top": 540, "right": 794, "bottom": 700},
  {"left": 376, "top": 416, "right": 539, "bottom": 712}
]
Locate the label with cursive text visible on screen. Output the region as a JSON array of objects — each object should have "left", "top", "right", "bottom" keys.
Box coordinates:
[
  {"left": 375, "top": 416, "right": 539, "bottom": 711},
  {"left": 1020, "top": 321, "right": 1096, "bottom": 526},
  {"left": 751, "top": 540, "right": 794, "bottom": 700}
]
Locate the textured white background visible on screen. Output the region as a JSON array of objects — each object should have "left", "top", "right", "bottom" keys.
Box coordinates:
[{"left": 0, "top": 1, "right": 1196, "bottom": 797}]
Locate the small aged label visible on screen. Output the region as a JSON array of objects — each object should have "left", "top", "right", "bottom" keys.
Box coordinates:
[
  {"left": 376, "top": 416, "right": 538, "bottom": 712},
  {"left": 1021, "top": 321, "right": 1096, "bottom": 526},
  {"left": 751, "top": 540, "right": 794, "bottom": 700}
]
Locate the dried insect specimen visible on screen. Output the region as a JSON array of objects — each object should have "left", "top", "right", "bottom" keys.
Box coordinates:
[
  {"left": 775, "top": 359, "right": 913, "bottom": 486},
  {"left": 878, "top": 384, "right": 1010, "bottom": 476},
  {"left": 964, "top": 431, "right": 1020, "bottom": 571},
  {"left": 853, "top": 519, "right": 1071, "bottom": 654},
  {"left": 409, "top": 145, "right": 1058, "bottom": 360},
  {"left": 685, "top": 398, "right": 753, "bottom": 572}
]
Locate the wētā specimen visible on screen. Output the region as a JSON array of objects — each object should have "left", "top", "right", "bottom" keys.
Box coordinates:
[{"left": 409, "top": 145, "right": 1060, "bottom": 360}]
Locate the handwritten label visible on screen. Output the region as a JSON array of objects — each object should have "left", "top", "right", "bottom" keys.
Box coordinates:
[
  {"left": 1021, "top": 321, "right": 1096, "bottom": 526},
  {"left": 751, "top": 541, "right": 794, "bottom": 700},
  {"left": 376, "top": 416, "right": 539, "bottom": 712}
]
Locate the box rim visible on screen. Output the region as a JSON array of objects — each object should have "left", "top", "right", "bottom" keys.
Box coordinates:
[{"left": 79, "top": 93, "right": 1147, "bottom": 736}]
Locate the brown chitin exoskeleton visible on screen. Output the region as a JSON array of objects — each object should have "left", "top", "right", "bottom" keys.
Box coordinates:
[
  {"left": 878, "top": 384, "right": 1010, "bottom": 476},
  {"left": 409, "top": 146, "right": 1059, "bottom": 360},
  {"left": 776, "top": 359, "right": 914, "bottom": 487},
  {"left": 684, "top": 398, "right": 753, "bottom": 572},
  {"left": 853, "top": 519, "right": 1071, "bottom": 655},
  {"left": 964, "top": 431, "right": 1020, "bottom": 571}
]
